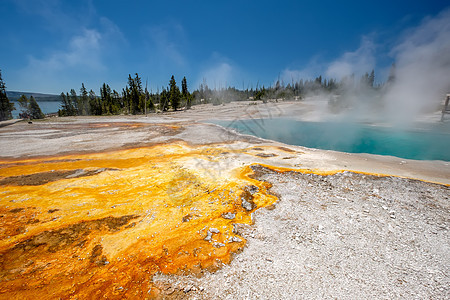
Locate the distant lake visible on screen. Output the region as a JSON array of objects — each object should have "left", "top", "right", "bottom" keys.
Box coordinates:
[
  {"left": 11, "top": 101, "right": 61, "bottom": 118},
  {"left": 211, "top": 118, "right": 450, "bottom": 161}
]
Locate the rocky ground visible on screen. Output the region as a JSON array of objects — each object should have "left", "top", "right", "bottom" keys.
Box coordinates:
[{"left": 154, "top": 166, "right": 449, "bottom": 299}]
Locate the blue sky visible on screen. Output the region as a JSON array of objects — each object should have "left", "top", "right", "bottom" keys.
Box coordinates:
[{"left": 1, "top": 0, "right": 449, "bottom": 94}]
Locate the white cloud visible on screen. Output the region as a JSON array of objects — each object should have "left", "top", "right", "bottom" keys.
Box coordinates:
[
  {"left": 195, "top": 52, "right": 243, "bottom": 89},
  {"left": 14, "top": 0, "right": 63, "bottom": 20},
  {"left": 13, "top": 0, "right": 87, "bottom": 34},
  {"left": 22, "top": 28, "right": 104, "bottom": 86},
  {"left": 200, "top": 62, "right": 233, "bottom": 89},
  {"left": 25, "top": 17, "right": 126, "bottom": 73},
  {"left": 280, "top": 56, "right": 324, "bottom": 84},
  {"left": 15, "top": 14, "right": 127, "bottom": 93},
  {"left": 279, "top": 37, "right": 376, "bottom": 86},
  {"left": 146, "top": 23, "right": 187, "bottom": 67},
  {"left": 325, "top": 37, "right": 376, "bottom": 79},
  {"left": 99, "top": 17, "right": 127, "bottom": 46},
  {"left": 9, "top": 0, "right": 127, "bottom": 93},
  {"left": 281, "top": 69, "right": 311, "bottom": 83}
]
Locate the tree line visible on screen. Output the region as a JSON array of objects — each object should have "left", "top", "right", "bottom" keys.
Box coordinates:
[
  {"left": 59, "top": 74, "right": 192, "bottom": 116},
  {"left": 190, "top": 68, "right": 388, "bottom": 106},
  {"left": 59, "top": 70, "right": 381, "bottom": 116},
  {"left": 0, "top": 66, "right": 394, "bottom": 121}
]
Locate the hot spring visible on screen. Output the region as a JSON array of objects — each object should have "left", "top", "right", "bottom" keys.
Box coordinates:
[{"left": 212, "top": 118, "right": 450, "bottom": 161}]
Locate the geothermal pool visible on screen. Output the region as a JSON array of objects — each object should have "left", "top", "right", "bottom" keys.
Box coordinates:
[{"left": 212, "top": 118, "right": 450, "bottom": 161}]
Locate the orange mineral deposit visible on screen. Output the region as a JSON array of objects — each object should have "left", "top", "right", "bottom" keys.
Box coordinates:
[{"left": 0, "top": 142, "right": 277, "bottom": 299}]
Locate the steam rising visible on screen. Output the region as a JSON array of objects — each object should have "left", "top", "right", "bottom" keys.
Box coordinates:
[
  {"left": 215, "top": 9, "right": 450, "bottom": 161},
  {"left": 322, "top": 8, "right": 450, "bottom": 125},
  {"left": 325, "top": 37, "right": 376, "bottom": 80},
  {"left": 384, "top": 9, "right": 450, "bottom": 123},
  {"left": 204, "top": 9, "right": 450, "bottom": 127}
]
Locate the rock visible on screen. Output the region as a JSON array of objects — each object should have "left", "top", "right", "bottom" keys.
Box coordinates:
[
  {"left": 318, "top": 224, "right": 324, "bottom": 232},
  {"left": 240, "top": 185, "right": 257, "bottom": 211},
  {"left": 205, "top": 228, "right": 220, "bottom": 241},
  {"left": 182, "top": 213, "right": 193, "bottom": 222},
  {"left": 241, "top": 199, "right": 254, "bottom": 211},
  {"left": 244, "top": 185, "right": 259, "bottom": 195},
  {"left": 209, "top": 228, "right": 220, "bottom": 234},
  {"left": 66, "top": 169, "right": 87, "bottom": 179},
  {"left": 256, "top": 153, "right": 276, "bottom": 158},
  {"left": 166, "top": 287, "right": 175, "bottom": 295},
  {"left": 229, "top": 236, "right": 242, "bottom": 243},
  {"left": 204, "top": 231, "right": 212, "bottom": 241},
  {"left": 222, "top": 212, "right": 236, "bottom": 219}
]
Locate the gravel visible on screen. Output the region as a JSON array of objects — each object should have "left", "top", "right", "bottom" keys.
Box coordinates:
[{"left": 153, "top": 168, "right": 450, "bottom": 299}]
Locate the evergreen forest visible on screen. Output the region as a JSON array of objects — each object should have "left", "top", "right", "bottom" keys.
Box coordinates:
[{"left": 0, "top": 66, "right": 395, "bottom": 120}]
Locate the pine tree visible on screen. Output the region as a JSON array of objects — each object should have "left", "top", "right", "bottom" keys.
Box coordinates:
[
  {"left": 17, "top": 94, "right": 30, "bottom": 118},
  {"left": 59, "top": 92, "right": 72, "bottom": 116},
  {"left": 88, "top": 89, "right": 102, "bottom": 115},
  {"left": 168, "top": 75, "right": 180, "bottom": 110},
  {"left": 66, "top": 92, "right": 72, "bottom": 115},
  {"left": 368, "top": 70, "right": 375, "bottom": 88},
  {"left": 128, "top": 74, "right": 143, "bottom": 114},
  {"left": 160, "top": 88, "right": 169, "bottom": 111},
  {"left": 69, "top": 89, "right": 78, "bottom": 115},
  {"left": 135, "top": 75, "right": 145, "bottom": 112},
  {"left": 0, "top": 70, "right": 15, "bottom": 121},
  {"left": 111, "top": 90, "right": 121, "bottom": 114},
  {"left": 100, "top": 83, "right": 113, "bottom": 114},
  {"left": 144, "top": 85, "right": 154, "bottom": 113},
  {"left": 315, "top": 75, "right": 322, "bottom": 86},
  {"left": 387, "top": 63, "right": 396, "bottom": 85},
  {"left": 360, "top": 72, "right": 369, "bottom": 87},
  {"left": 29, "top": 96, "right": 44, "bottom": 119},
  {"left": 181, "top": 76, "right": 191, "bottom": 109},
  {"left": 79, "top": 83, "right": 90, "bottom": 115},
  {"left": 122, "top": 88, "right": 130, "bottom": 114}
]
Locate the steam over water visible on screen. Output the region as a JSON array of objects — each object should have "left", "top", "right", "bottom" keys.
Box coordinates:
[
  {"left": 210, "top": 9, "right": 450, "bottom": 162},
  {"left": 213, "top": 118, "right": 450, "bottom": 161}
]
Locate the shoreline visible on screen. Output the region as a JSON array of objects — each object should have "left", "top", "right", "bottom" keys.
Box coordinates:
[{"left": 1, "top": 109, "right": 449, "bottom": 185}]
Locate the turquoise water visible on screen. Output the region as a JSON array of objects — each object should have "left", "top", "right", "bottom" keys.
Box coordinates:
[
  {"left": 11, "top": 101, "right": 61, "bottom": 118},
  {"left": 212, "top": 118, "right": 450, "bottom": 161}
]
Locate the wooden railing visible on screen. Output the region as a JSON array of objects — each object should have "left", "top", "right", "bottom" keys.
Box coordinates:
[{"left": 441, "top": 94, "right": 450, "bottom": 121}]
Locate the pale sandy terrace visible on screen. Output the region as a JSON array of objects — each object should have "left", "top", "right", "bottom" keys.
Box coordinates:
[
  {"left": 1, "top": 100, "right": 448, "bottom": 185},
  {"left": 0, "top": 100, "right": 449, "bottom": 299}
]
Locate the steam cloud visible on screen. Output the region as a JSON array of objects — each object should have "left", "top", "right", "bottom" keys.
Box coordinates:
[
  {"left": 383, "top": 8, "right": 450, "bottom": 123},
  {"left": 331, "top": 9, "right": 450, "bottom": 125},
  {"left": 325, "top": 37, "right": 376, "bottom": 80},
  {"left": 218, "top": 10, "right": 450, "bottom": 160},
  {"left": 280, "top": 8, "right": 450, "bottom": 125}
]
